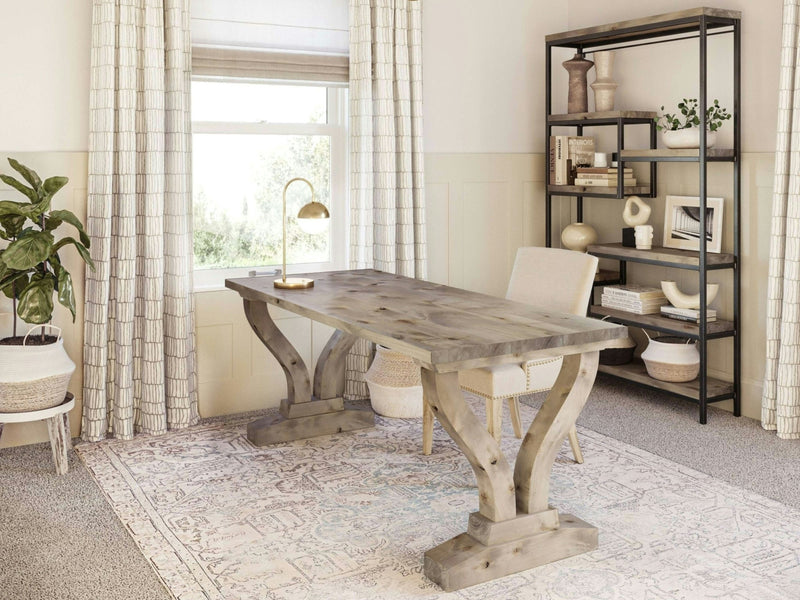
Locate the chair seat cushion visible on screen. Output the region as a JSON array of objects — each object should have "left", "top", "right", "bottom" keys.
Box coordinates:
[
  {"left": 525, "top": 356, "right": 563, "bottom": 393},
  {"left": 459, "top": 364, "right": 527, "bottom": 400}
]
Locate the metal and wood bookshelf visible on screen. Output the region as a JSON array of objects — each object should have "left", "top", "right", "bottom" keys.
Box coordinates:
[{"left": 544, "top": 8, "right": 741, "bottom": 424}]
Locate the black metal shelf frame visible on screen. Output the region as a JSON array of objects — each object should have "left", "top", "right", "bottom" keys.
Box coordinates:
[{"left": 544, "top": 9, "right": 742, "bottom": 424}]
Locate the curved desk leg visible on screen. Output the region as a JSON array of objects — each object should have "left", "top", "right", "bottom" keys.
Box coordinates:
[
  {"left": 424, "top": 351, "right": 599, "bottom": 591},
  {"left": 243, "top": 300, "right": 374, "bottom": 446}
]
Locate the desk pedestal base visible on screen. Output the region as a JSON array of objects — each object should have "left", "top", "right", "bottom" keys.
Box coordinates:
[
  {"left": 247, "top": 408, "right": 374, "bottom": 446},
  {"left": 424, "top": 513, "right": 597, "bottom": 592}
]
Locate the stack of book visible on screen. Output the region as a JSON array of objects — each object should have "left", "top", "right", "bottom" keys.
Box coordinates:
[
  {"left": 549, "top": 136, "right": 595, "bottom": 185},
  {"left": 574, "top": 167, "right": 636, "bottom": 188},
  {"left": 601, "top": 285, "right": 668, "bottom": 314},
  {"left": 660, "top": 306, "right": 718, "bottom": 323}
]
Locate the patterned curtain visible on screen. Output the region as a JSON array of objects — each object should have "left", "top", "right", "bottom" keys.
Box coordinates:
[
  {"left": 82, "top": 0, "right": 198, "bottom": 441},
  {"left": 345, "top": 0, "right": 427, "bottom": 399},
  {"left": 763, "top": 0, "right": 800, "bottom": 439}
]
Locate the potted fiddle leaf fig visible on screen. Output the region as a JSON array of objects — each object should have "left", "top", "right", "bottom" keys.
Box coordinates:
[{"left": 0, "top": 158, "right": 94, "bottom": 413}]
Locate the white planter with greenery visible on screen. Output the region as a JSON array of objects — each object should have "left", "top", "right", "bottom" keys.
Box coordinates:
[
  {"left": 655, "top": 98, "right": 730, "bottom": 149},
  {"left": 0, "top": 159, "right": 93, "bottom": 412}
]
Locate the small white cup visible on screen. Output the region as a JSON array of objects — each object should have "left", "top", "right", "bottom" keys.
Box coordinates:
[
  {"left": 634, "top": 225, "right": 654, "bottom": 250},
  {"left": 593, "top": 152, "right": 608, "bottom": 168}
]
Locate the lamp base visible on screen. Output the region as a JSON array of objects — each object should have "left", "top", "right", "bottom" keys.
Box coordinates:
[{"left": 274, "top": 277, "right": 314, "bottom": 290}]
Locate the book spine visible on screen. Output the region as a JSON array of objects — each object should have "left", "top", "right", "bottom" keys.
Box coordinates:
[
  {"left": 555, "top": 136, "right": 568, "bottom": 185},
  {"left": 549, "top": 138, "right": 555, "bottom": 185},
  {"left": 661, "top": 313, "right": 717, "bottom": 323},
  {"left": 573, "top": 172, "right": 633, "bottom": 179},
  {"left": 574, "top": 178, "right": 637, "bottom": 187},
  {"left": 604, "top": 288, "right": 666, "bottom": 300}
]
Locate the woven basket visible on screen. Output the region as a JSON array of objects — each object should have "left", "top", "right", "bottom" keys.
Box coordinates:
[
  {"left": 365, "top": 346, "right": 423, "bottom": 418},
  {"left": 0, "top": 326, "right": 75, "bottom": 413},
  {"left": 642, "top": 359, "right": 699, "bottom": 383}
]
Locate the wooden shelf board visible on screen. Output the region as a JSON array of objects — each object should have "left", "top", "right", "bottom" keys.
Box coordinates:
[
  {"left": 620, "top": 148, "right": 735, "bottom": 161},
  {"left": 599, "top": 360, "right": 734, "bottom": 401},
  {"left": 548, "top": 185, "right": 651, "bottom": 197},
  {"left": 590, "top": 305, "right": 734, "bottom": 337},
  {"left": 546, "top": 8, "right": 740, "bottom": 47},
  {"left": 587, "top": 243, "right": 735, "bottom": 268},
  {"left": 549, "top": 111, "right": 657, "bottom": 123},
  {"left": 594, "top": 270, "right": 620, "bottom": 284}
]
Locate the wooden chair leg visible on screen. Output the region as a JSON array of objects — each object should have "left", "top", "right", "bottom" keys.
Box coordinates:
[
  {"left": 507, "top": 397, "right": 523, "bottom": 439},
  {"left": 422, "top": 394, "right": 434, "bottom": 455},
  {"left": 568, "top": 425, "right": 584, "bottom": 464},
  {"left": 486, "top": 397, "right": 503, "bottom": 442}
]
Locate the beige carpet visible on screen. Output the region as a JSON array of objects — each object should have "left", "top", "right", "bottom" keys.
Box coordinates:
[{"left": 75, "top": 395, "right": 800, "bottom": 600}]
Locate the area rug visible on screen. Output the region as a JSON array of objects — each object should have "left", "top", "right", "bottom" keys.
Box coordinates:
[{"left": 76, "top": 396, "right": 800, "bottom": 600}]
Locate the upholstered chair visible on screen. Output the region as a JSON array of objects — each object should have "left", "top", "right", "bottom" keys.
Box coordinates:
[{"left": 422, "top": 247, "right": 599, "bottom": 463}]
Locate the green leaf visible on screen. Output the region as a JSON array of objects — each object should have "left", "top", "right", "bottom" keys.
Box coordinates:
[
  {"left": 56, "top": 267, "right": 76, "bottom": 321},
  {"left": 52, "top": 236, "right": 95, "bottom": 270},
  {"left": 0, "top": 199, "right": 39, "bottom": 219},
  {"left": 17, "top": 275, "right": 55, "bottom": 324},
  {"left": 46, "top": 209, "right": 91, "bottom": 247},
  {"left": 43, "top": 176, "right": 68, "bottom": 197},
  {"left": 1, "top": 231, "right": 54, "bottom": 270},
  {"left": 0, "top": 174, "right": 37, "bottom": 202},
  {"left": 0, "top": 213, "right": 26, "bottom": 239},
  {"left": 8, "top": 159, "right": 42, "bottom": 192},
  {"left": 0, "top": 271, "right": 30, "bottom": 299}
]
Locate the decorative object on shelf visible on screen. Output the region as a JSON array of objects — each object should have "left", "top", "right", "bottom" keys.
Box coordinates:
[
  {"left": 0, "top": 158, "right": 93, "bottom": 413},
  {"left": 562, "top": 52, "right": 594, "bottom": 114},
  {"left": 594, "top": 152, "right": 608, "bottom": 168},
  {"left": 364, "top": 346, "right": 422, "bottom": 419},
  {"left": 598, "top": 318, "right": 636, "bottom": 365},
  {"left": 660, "top": 280, "right": 719, "bottom": 309},
  {"left": 549, "top": 136, "right": 595, "bottom": 184},
  {"left": 274, "top": 177, "right": 330, "bottom": 290},
  {"left": 660, "top": 305, "right": 717, "bottom": 324},
  {"left": 590, "top": 51, "right": 618, "bottom": 112},
  {"left": 655, "top": 98, "right": 731, "bottom": 149},
  {"left": 601, "top": 284, "right": 667, "bottom": 315},
  {"left": 622, "top": 195, "right": 651, "bottom": 247},
  {"left": 663, "top": 195, "right": 724, "bottom": 253},
  {"left": 561, "top": 222, "right": 598, "bottom": 252},
  {"left": 623, "top": 196, "right": 651, "bottom": 227},
  {"left": 634, "top": 225, "right": 654, "bottom": 250},
  {"left": 641, "top": 333, "right": 700, "bottom": 382}
]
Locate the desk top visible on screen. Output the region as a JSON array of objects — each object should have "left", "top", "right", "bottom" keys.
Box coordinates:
[{"left": 226, "top": 270, "right": 627, "bottom": 372}]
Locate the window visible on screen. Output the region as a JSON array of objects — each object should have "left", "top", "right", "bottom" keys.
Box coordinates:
[{"left": 191, "top": 79, "right": 347, "bottom": 289}]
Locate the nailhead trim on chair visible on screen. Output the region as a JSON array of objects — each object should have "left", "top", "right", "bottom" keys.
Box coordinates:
[{"left": 525, "top": 357, "right": 562, "bottom": 391}]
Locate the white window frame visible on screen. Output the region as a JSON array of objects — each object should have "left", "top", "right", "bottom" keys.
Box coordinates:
[{"left": 191, "top": 81, "right": 348, "bottom": 291}]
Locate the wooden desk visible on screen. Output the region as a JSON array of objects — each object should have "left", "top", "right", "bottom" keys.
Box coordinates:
[{"left": 226, "top": 269, "right": 627, "bottom": 591}]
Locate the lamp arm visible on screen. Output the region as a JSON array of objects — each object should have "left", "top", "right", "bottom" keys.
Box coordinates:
[{"left": 281, "top": 177, "right": 315, "bottom": 283}]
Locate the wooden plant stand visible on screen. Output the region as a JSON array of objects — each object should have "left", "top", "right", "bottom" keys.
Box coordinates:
[{"left": 0, "top": 393, "right": 74, "bottom": 475}]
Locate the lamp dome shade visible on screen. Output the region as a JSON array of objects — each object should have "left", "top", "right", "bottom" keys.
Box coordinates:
[{"left": 297, "top": 201, "right": 330, "bottom": 234}]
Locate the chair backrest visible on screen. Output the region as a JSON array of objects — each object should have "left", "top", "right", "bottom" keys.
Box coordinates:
[{"left": 505, "top": 247, "right": 598, "bottom": 316}]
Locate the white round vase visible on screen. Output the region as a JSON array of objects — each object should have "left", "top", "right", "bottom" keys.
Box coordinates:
[
  {"left": 0, "top": 331, "right": 75, "bottom": 413},
  {"left": 561, "top": 222, "right": 598, "bottom": 253},
  {"left": 365, "top": 345, "right": 423, "bottom": 418},
  {"left": 662, "top": 128, "right": 717, "bottom": 149},
  {"left": 641, "top": 334, "right": 700, "bottom": 383}
]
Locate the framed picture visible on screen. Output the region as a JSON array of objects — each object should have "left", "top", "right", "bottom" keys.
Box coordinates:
[{"left": 663, "top": 195, "right": 724, "bottom": 253}]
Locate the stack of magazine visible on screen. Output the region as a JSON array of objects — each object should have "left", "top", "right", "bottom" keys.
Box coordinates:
[
  {"left": 601, "top": 285, "right": 668, "bottom": 314},
  {"left": 660, "top": 306, "right": 717, "bottom": 323}
]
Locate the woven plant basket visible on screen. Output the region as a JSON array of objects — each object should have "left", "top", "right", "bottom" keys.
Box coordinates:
[
  {"left": 0, "top": 326, "right": 75, "bottom": 413},
  {"left": 365, "top": 346, "right": 423, "bottom": 418},
  {"left": 640, "top": 333, "right": 699, "bottom": 383}
]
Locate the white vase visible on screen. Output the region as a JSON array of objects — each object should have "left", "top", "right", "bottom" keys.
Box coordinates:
[
  {"left": 662, "top": 128, "right": 717, "bottom": 149},
  {"left": 561, "top": 222, "right": 598, "bottom": 253},
  {"left": 590, "top": 51, "right": 618, "bottom": 112},
  {"left": 0, "top": 327, "right": 75, "bottom": 413},
  {"left": 365, "top": 345, "right": 423, "bottom": 418}
]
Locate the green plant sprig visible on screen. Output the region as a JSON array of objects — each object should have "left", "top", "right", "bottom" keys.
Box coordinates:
[
  {"left": 655, "top": 98, "right": 731, "bottom": 132},
  {"left": 0, "top": 158, "right": 95, "bottom": 336}
]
